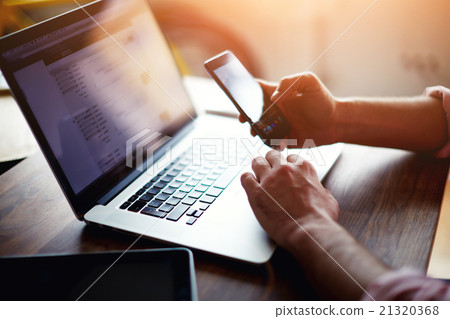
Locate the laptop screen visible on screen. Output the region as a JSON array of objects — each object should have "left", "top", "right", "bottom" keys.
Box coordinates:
[{"left": 0, "top": 0, "right": 196, "bottom": 214}]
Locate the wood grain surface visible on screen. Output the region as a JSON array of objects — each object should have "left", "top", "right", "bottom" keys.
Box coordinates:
[{"left": 0, "top": 144, "right": 448, "bottom": 300}]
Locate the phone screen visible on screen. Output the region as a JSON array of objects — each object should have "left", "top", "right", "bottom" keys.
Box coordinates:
[
  {"left": 205, "top": 51, "right": 291, "bottom": 142},
  {"left": 213, "top": 58, "right": 264, "bottom": 123}
]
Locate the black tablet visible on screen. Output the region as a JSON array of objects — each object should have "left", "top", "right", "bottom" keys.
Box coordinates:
[{"left": 0, "top": 248, "right": 197, "bottom": 301}]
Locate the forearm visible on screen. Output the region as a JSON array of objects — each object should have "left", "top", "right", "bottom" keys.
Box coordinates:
[
  {"left": 285, "top": 217, "right": 390, "bottom": 300},
  {"left": 335, "top": 96, "right": 447, "bottom": 151}
]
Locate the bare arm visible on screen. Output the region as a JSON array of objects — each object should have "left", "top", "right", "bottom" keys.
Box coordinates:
[
  {"left": 241, "top": 73, "right": 447, "bottom": 152},
  {"left": 335, "top": 96, "right": 447, "bottom": 151},
  {"left": 286, "top": 216, "right": 388, "bottom": 300}
]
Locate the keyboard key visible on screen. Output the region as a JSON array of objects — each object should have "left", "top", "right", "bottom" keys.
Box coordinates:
[
  {"left": 165, "top": 164, "right": 175, "bottom": 171},
  {"left": 181, "top": 171, "right": 193, "bottom": 177},
  {"left": 155, "top": 193, "right": 170, "bottom": 201},
  {"left": 135, "top": 188, "right": 146, "bottom": 195},
  {"left": 173, "top": 191, "right": 187, "bottom": 199},
  {"left": 143, "top": 182, "right": 153, "bottom": 189},
  {"left": 148, "top": 200, "right": 164, "bottom": 208},
  {"left": 128, "top": 195, "right": 139, "bottom": 202},
  {"left": 198, "top": 203, "right": 209, "bottom": 211},
  {"left": 150, "top": 176, "right": 160, "bottom": 182},
  {"left": 188, "top": 191, "right": 202, "bottom": 199},
  {"left": 197, "top": 168, "right": 209, "bottom": 175},
  {"left": 154, "top": 181, "right": 168, "bottom": 189},
  {"left": 141, "top": 207, "right": 167, "bottom": 218},
  {"left": 169, "top": 181, "right": 183, "bottom": 188},
  {"left": 182, "top": 197, "right": 196, "bottom": 206},
  {"left": 195, "top": 185, "right": 208, "bottom": 193},
  {"left": 186, "top": 166, "right": 198, "bottom": 172},
  {"left": 186, "top": 208, "right": 197, "bottom": 216},
  {"left": 199, "top": 195, "right": 215, "bottom": 204},
  {"left": 139, "top": 194, "right": 153, "bottom": 202},
  {"left": 179, "top": 185, "right": 193, "bottom": 193},
  {"left": 160, "top": 175, "right": 174, "bottom": 183},
  {"left": 120, "top": 201, "right": 131, "bottom": 210},
  {"left": 214, "top": 167, "right": 227, "bottom": 174},
  {"left": 146, "top": 187, "right": 161, "bottom": 196},
  {"left": 162, "top": 187, "right": 176, "bottom": 195},
  {"left": 191, "top": 174, "right": 203, "bottom": 181},
  {"left": 166, "top": 197, "right": 181, "bottom": 206},
  {"left": 166, "top": 204, "right": 190, "bottom": 221},
  {"left": 201, "top": 178, "right": 214, "bottom": 186},
  {"left": 159, "top": 204, "right": 174, "bottom": 213},
  {"left": 186, "top": 178, "right": 199, "bottom": 187},
  {"left": 179, "top": 159, "right": 190, "bottom": 166},
  {"left": 167, "top": 169, "right": 180, "bottom": 177},
  {"left": 157, "top": 168, "right": 169, "bottom": 176},
  {"left": 206, "top": 187, "right": 222, "bottom": 197},
  {"left": 206, "top": 173, "right": 219, "bottom": 180},
  {"left": 193, "top": 210, "right": 204, "bottom": 218},
  {"left": 173, "top": 164, "right": 184, "bottom": 171},
  {"left": 186, "top": 217, "right": 197, "bottom": 225},
  {"left": 176, "top": 175, "right": 188, "bottom": 182},
  {"left": 128, "top": 200, "right": 146, "bottom": 212},
  {"left": 212, "top": 166, "right": 241, "bottom": 189}
]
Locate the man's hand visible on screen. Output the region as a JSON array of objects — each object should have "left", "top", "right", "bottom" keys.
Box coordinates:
[
  {"left": 240, "top": 150, "right": 339, "bottom": 250},
  {"left": 239, "top": 72, "right": 339, "bottom": 148}
]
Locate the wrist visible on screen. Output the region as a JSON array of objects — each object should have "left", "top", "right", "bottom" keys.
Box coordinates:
[
  {"left": 333, "top": 98, "right": 352, "bottom": 144},
  {"left": 282, "top": 214, "right": 337, "bottom": 253}
]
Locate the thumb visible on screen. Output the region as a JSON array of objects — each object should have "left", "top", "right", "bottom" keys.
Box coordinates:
[
  {"left": 271, "top": 76, "right": 297, "bottom": 103},
  {"left": 271, "top": 72, "right": 316, "bottom": 103},
  {"left": 256, "top": 79, "right": 277, "bottom": 97}
]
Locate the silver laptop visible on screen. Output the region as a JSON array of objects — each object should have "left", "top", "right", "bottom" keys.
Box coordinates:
[{"left": 0, "top": 0, "right": 342, "bottom": 263}]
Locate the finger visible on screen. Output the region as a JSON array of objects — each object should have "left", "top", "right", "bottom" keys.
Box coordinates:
[
  {"left": 241, "top": 172, "right": 259, "bottom": 193},
  {"left": 287, "top": 154, "right": 304, "bottom": 166},
  {"left": 265, "top": 150, "right": 287, "bottom": 168},
  {"left": 251, "top": 156, "right": 271, "bottom": 181},
  {"left": 271, "top": 72, "right": 317, "bottom": 103},
  {"left": 240, "top": 173, "right": 264, "bottom": 213},
  {"left": 239, "top": 116, "right": 256, "bottom": 137},
  {"left": 271, "top": 76, "right": 297, "bottom": 102},
  {"left": 256, "top": 79, "right": 277, "bottom": 96}
]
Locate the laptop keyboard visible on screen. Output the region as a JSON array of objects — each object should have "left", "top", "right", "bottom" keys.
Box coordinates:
[{"left": 119, "top": 146, "right": 247, "bottom": 225}]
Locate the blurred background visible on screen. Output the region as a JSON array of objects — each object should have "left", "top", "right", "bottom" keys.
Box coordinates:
[
  {"left": 1, "top": 0, "right": 450, "bottom": 170},
  {"left": 2, "top": 0, "right": 450, "bottom": 96}
]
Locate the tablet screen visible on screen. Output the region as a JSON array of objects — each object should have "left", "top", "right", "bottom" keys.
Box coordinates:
[{"left": 0, "top": 248, "right": 196, "bottom": 301}]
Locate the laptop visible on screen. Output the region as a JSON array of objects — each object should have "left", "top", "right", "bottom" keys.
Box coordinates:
[{"left": 0, "top": 0, "right": 342, "bottom": 263}]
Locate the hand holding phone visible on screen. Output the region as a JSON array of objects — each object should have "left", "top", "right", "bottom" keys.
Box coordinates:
[{"left": 204, "top": 51, "right": 291, "bottom": 147}]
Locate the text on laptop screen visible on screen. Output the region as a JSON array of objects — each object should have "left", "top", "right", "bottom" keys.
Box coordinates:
[{"left": 2, "top": 0, "right": 195, "bottom": 194}]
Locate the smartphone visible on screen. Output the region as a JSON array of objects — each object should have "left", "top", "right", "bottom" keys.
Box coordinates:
[
  {"left": 204, "top": 50, "right": 291, "bottom": 144},
  {"left": 0, "top": 248, "right": 197, "bottom": 301}
]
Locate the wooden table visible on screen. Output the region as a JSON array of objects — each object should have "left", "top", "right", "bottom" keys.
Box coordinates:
[{"left": 0, "top": 145, "right": 448, "bottom": 300}]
